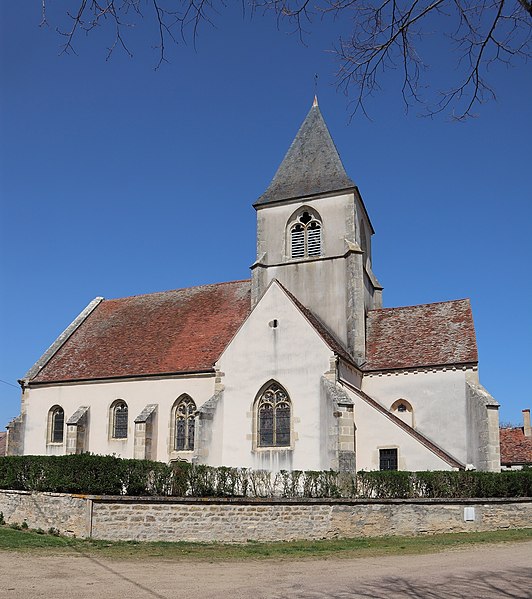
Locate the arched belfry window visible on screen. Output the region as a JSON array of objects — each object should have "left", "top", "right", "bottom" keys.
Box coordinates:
[
  {"left": 49, "top": 406, "right": 64, "bottom": 443},
  {"left": 173, "top": 395, "right": 196, "bottom": 451},
  {"left": 289, "top": 210, "right": 322, "bottom": 259},
  {"left": 256, "top": 382, "right": 291, "bottom": 448},
  {"left": 111, "top": 400, "right": 128, "bottom": 439}
]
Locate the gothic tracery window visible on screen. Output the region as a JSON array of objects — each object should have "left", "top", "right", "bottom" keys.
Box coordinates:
[
  {"left": 174, "top": 395, "right": 196, "bottom": 451},
  {"left": 290, "top": 210, "right": 322, "bottom": 259},
  {"left": 256, "top": 383, "right": 291, "bottom": 448}
]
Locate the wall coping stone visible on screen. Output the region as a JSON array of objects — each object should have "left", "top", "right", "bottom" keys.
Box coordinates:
[{"left": 83, "top": 494, "right": 532, "bottom": 506}]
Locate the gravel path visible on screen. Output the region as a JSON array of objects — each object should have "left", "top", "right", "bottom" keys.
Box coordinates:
[{"left": 0, "top": 541, "right": 530, "bottom": 598}]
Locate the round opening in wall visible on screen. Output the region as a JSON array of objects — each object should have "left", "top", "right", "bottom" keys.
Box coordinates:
[{"left": 268, "top": 319, "right": 279, "bottom": 328}]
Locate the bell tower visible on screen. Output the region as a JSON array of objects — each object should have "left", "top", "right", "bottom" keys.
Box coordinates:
[{"left": 251, "top": 99, "right": 382, "bottom": 365}]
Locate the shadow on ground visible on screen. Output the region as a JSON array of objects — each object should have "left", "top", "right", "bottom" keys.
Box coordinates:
[{"left": 272, "top": 568, "right": 532, "bottom": 599}]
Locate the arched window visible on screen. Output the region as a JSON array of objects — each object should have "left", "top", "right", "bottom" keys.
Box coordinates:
[
  {"left": 111, "top": 401, "right": 128, "bottom": 439},
  {"left": 391, "top": 399, "right": 414, "bottom": 427},
  {"left": 173, "top": 395, "right": 196, "bottom": 451},
  {"left": 256, "top": 382, "right": 291, "bottom": 448},
  {"left": 49, "top": 406, "right": 64, "bottom": 443},
  {"left": 289, "top": 210, "right": 322, "bottom": 259}
]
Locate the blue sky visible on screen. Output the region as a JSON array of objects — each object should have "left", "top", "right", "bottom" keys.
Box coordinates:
[{"left": 1, "top": 2, "right": 530, "bottom": 429}]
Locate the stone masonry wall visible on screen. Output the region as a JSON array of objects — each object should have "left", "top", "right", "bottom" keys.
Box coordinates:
[
  {"left": 0, "top": 491, "right": 530, "bottom": 542},
  {"left": 0, "top": 490, "right": 88, "bottom": 536}
]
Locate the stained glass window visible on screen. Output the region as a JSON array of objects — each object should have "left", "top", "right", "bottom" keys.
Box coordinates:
[
  {"left": 50, "top": 407, "right": 64, "bottom": 443},
  {"left": 257, "top": 383, "right": 291, "bottom": 448},
  {"left": 112, "top": 402, "right": 128, "bottom": 439},
  {"left": 174, "top": 396, "right": 196, "bottom": 451}
]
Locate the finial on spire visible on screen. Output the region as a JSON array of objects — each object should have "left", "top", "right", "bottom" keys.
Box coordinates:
[
  {"left": 313, "top": 73, "right": 319, "bottom": 107},
  {"left": 313, "top": 94, "right": 319, "bottom": 108}
]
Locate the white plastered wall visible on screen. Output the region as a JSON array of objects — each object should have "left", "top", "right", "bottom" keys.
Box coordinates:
[
  {"left": 254, "top": 193, "right": 357, "bottom": 347},
  {"left": 215, "top": 281, "right": 333, "bottom": 471},
  {"left": 362, "top": 369, "right": 468, "bottom": 466},
  {"left": 22, "top": 375, "right": 216, "bottom": 461},
  {"left": 341, "top": 385, "right": 454, "bottom": 471}
]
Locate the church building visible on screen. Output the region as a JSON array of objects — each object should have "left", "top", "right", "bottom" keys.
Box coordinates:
[{"left": 7, "top": 100, "right": 501, "bottom": 472}]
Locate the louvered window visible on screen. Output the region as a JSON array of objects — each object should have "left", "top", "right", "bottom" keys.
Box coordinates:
[
  {"left": 257, "top": 383, "right": 291, "bottom": 448},
  {"left": 174, "top": 396, "right": 196, "bottom": 451},
  {"left": 290, "top": 211, "right": 321, "bottom": 258},
  {"left": 307, "top": 221, "right": 321, "bottom": 256},
  {"left": 291, "top": 224, "right": 305, "bottom": 258}
]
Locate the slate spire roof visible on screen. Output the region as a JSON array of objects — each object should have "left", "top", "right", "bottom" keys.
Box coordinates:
[{"left": 255, "top": 99, "right": 355, "bottom": 205}]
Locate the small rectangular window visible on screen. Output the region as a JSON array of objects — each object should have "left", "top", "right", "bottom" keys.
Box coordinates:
[{"left": 379, "top": 448, "right": 398, "bottom": 470}]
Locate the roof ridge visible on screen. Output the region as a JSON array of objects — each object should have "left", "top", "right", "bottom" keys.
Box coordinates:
[
  {"left": 368, "top": 298, "right": 471, "bottom": 313},
  {"left": 104, "top": 279, "right": 251, "bottom": 302}
]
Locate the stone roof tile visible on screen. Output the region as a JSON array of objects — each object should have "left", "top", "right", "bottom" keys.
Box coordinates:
[
  {"left": 365, "top": 299, "right": 478, "bottom": 371},
  {"left": 255, "top": 102, "right": 355, "bottom": 205},
  {"left": 31, "top": 280, "right": 251, "bottom": 383}
]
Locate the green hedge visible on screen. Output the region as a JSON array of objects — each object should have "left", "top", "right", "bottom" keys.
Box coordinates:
[
  {"left": 0, "top": 455, "right": 173, "bottom": 496},
  {"left": 0, "top": 455, "right": 530, "bottom": 499}
]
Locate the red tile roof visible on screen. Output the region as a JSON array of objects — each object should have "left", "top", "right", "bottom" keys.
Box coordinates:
[
  {"left": 31, "top": 281, "right": 251, "bottom": 383},
  {"left": 499, "top": 427, "right": 532, "bottom": 465},
  {"left": 364, "top": 299, "right": 478, "bottom": 371}
]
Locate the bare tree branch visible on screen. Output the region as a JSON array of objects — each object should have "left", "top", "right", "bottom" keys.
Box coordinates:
[{"left": 41, "top": 0, "right": 532, "bottom": 119}]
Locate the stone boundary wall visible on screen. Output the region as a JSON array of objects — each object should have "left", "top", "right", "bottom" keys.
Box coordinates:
[
  {"left": 0, "top": 491, "right": 530, "bottom": 542},
  {"left": 0, "top": 490, "right": 88, "bottom": 536}
]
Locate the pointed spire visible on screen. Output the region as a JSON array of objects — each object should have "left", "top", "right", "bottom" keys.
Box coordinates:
[{"left": 255, "top": 102, "right": 355, "bottom": 205}]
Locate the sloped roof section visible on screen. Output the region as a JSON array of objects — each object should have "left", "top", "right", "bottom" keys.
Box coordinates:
[
  {"left": 365, "top": 299, "right": 478, "bottom": 371},
  {"left": 256, "top": 100, "right": 355, "bottom": 205},
  {"left": 499, "top": 427, "right": 532, "bottom": 465},
  {"left": 340, "top": 379, "right": 464, "bottom": 469},
  {"left": 30, "top": 281, "right": 251, "bottom": 383}
]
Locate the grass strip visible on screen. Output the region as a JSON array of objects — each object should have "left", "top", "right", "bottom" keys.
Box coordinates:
[{"left": 0, "top": 526, "right": 530, "bottom": 561}]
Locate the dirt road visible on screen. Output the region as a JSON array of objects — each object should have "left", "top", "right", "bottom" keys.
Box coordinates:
[{"left": 0, "top": 541, "right": 530, "bottom": 598}]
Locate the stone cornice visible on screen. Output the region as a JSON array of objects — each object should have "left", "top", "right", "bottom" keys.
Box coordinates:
[{"left": 363, "top": 362, "right": 478, "bottom": 377}]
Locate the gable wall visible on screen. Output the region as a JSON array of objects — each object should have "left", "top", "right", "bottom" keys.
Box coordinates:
[
  {"left": 362, "top": 369, "right": 468, "bottom": 465},
  {"left": 22, "top": 375, "right": 216, "bottom": 460},
  {"left": 216, "top": 283, "right": 333, "bottom": 471},
  {"left": 349, "top": 392, "right": 454, "bottom": 471}
]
